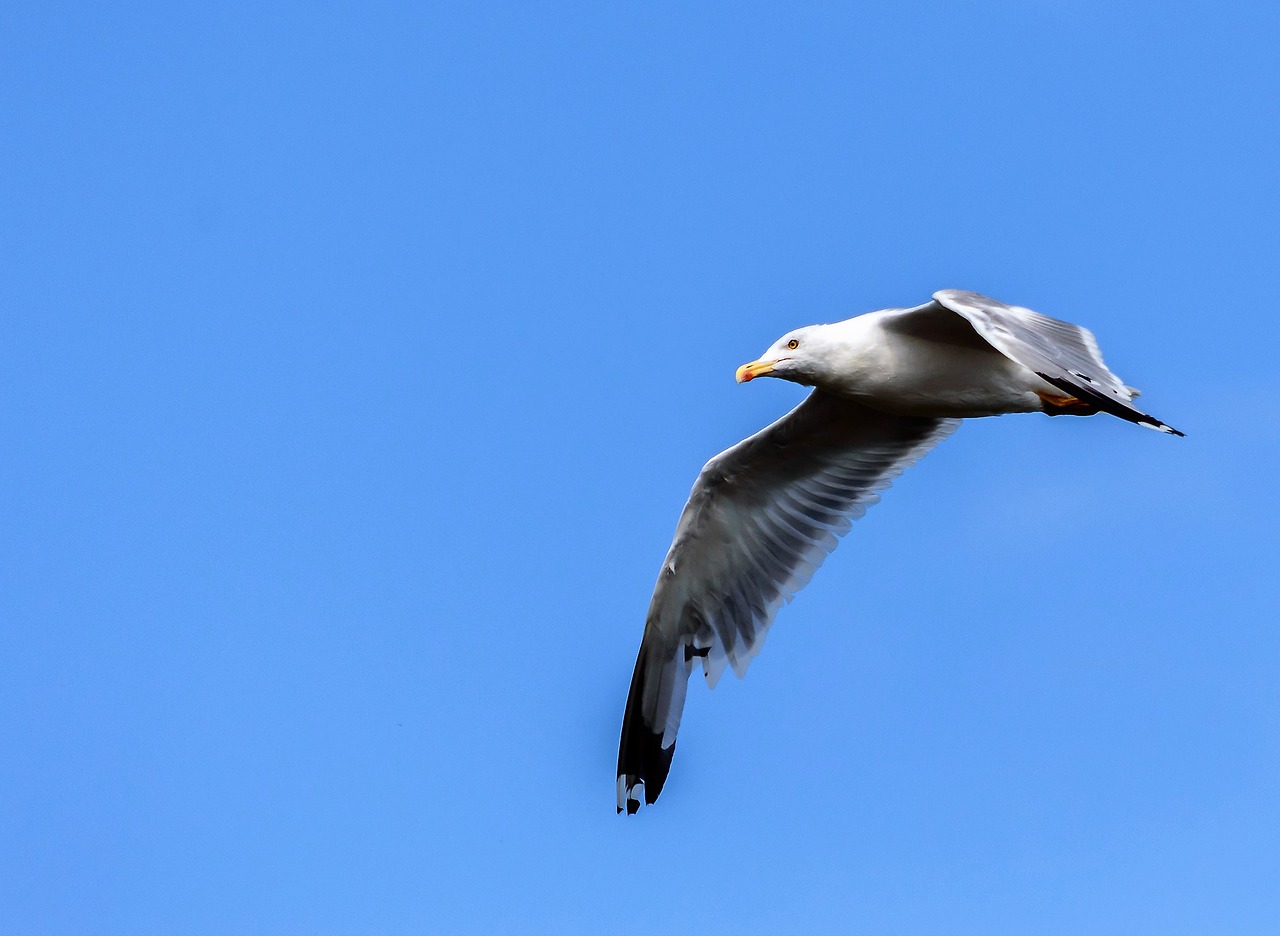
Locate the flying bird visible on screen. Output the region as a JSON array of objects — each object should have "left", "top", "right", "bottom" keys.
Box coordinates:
[{"left": 616, "top": 289, "right": 1181, "bottom": 814}]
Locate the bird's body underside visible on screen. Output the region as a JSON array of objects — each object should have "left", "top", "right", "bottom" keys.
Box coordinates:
[
  {"left": 821, "top": 308, "right": 1058, "bottom": 417},
  {"left": 617, "top": 290, "right": 1181, "bottom": 814}
]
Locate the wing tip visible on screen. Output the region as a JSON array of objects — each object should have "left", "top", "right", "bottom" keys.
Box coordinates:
[
  {"left": 616, "top": 647, "right": 678, "bottom": 815},
  {"left": 1146, "top": 419, "right": 1186, "bottom": 437},
  {"left": 1115, "top": 409, "right": 1184, "bottom": 437},
  {"left": 1036, "top": 371, "right": 1183, "bottom": 437},
  {"left": 616, "top": 776, "right": 643, "bottom": 814},
  {"left": 615, "top": 740, "right": 673, "bottom": 815}
]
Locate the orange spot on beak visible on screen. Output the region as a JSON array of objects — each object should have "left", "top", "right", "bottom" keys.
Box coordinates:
[{"left": 735, "top": 360, "right": 776, "bottom": 383}]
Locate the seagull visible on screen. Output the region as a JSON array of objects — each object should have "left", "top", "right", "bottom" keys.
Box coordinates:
[{"left": 616, "top": 289, "right": 1181, "bottom": 814}]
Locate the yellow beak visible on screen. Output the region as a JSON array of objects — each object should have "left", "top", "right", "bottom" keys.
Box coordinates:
[{"left": 735, "top": 359, "right": 778, "bottom": 383}]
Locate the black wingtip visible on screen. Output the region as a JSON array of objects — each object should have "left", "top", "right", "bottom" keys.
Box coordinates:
[
  {"left": 616, "top": 648, "right": 676, "bottom": 814},
  {"left": 1036, "top": 372, "right": 1183, "bottom": 438},
  {"left": 1136, "top": 413, "right": 1185, "bottom": 437}
]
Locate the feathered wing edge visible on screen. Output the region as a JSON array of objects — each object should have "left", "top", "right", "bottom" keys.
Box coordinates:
[
  {"left": 616, "top": 645, "right": 680, "bottom": 813},
  {"left": 617, "top": 393, "right": 959, "bottom": 813},
  {"left": 1033, "top": 370, "right": 1184, "bottom": 436},
  {"left": 932, "top": 290, "right": 1184, "bottom": 436}
]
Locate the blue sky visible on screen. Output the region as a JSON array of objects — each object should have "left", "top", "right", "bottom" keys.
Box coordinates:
[{"left": 3, "top": 1, "right": 1278, "bottom": 932}]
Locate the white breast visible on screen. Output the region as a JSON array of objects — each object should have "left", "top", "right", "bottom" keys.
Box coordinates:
[{"left": 818, "top": 312, "right": 1053, "bottom": 417}]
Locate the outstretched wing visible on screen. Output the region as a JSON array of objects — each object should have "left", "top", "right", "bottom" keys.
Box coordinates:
[
  {"left": 933, "top": 289, "right": 1183, "bottom": 435},
  {"left": 617, "top": 391, "right": 959, "bottom": 813}
]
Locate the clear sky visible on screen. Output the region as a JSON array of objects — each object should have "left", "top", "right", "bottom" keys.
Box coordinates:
[{"left": 3, "top": 1, "right": 1278, "bottom": 933}]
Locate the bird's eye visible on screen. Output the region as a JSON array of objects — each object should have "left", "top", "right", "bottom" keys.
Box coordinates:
[{"left": 787, "top": 339, "right": 799, "bottom": 350}]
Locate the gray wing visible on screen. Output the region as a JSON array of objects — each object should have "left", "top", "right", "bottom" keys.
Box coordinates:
[
  {"left": 617, "top": 391, "right": 959, "bottom": 813},
  {"left": 933, "top": 289, "right": 1182, "bottom": 435}
]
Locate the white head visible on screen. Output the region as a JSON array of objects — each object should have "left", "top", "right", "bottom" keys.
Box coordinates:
[{"left": 735, "top": 323, "right": 842, "bottom": 388}]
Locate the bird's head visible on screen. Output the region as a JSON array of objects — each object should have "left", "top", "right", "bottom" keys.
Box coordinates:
[{"left": 735, "top": 324, "right": 832, "bottom": 387}]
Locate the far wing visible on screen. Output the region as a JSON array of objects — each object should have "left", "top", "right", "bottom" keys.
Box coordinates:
[
  {"left": 933, "top": 289, "right": 1182, "bottom": 434},
  {"left": 617, "top": 391, "right": 959, "bottom": 813}
]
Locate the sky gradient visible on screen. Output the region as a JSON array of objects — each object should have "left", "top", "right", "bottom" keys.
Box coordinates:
[{"left": 3, "top": 2, "right": 1278, "bottom": 933}]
